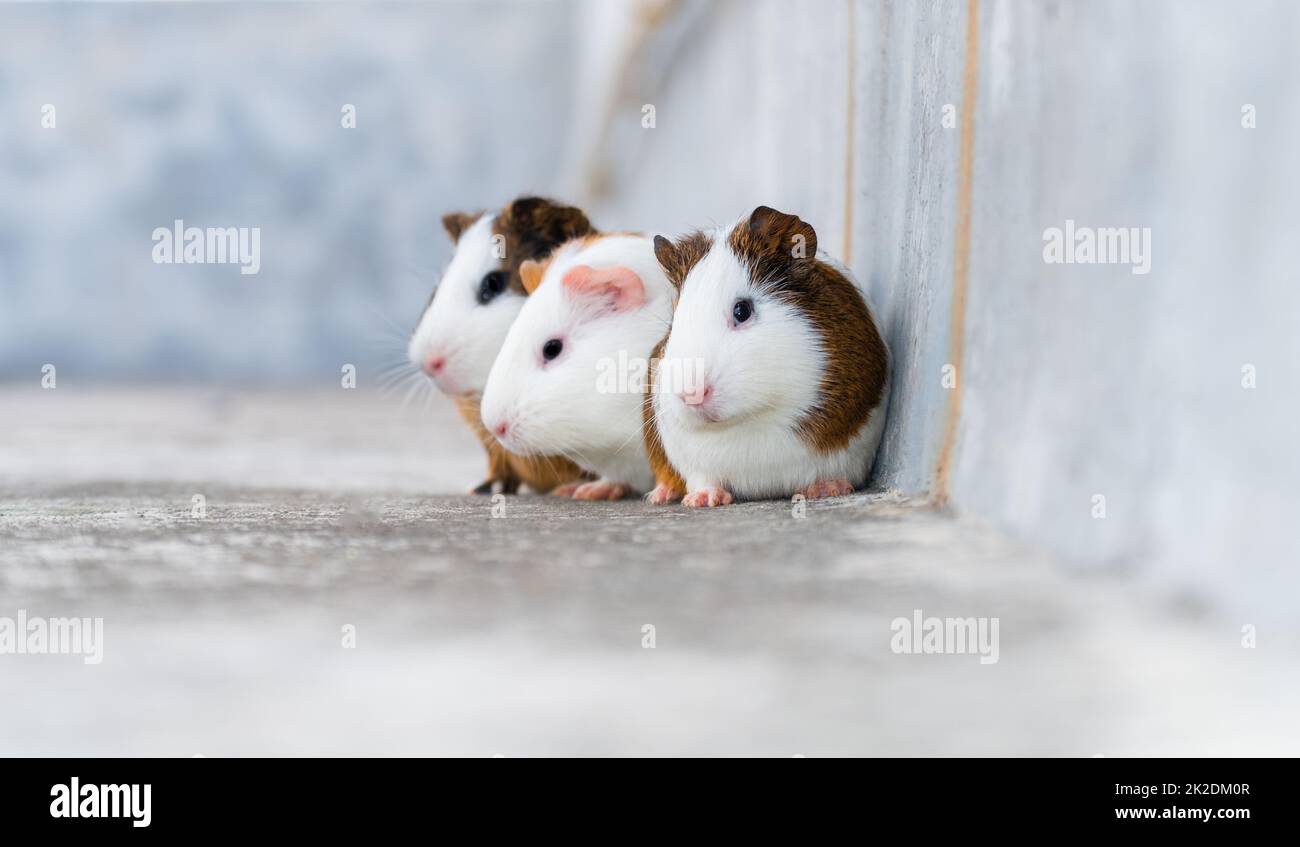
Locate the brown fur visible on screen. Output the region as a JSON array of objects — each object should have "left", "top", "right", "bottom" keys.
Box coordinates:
[
  {"left": 642, "top": 334, "right": 687, "bottom": 496},
  {"left": 728, "top": 206, "right": 888, "bottom": 453},
  {"left": 492, "top": 197, "right": 593, "bottom": 294},
  {"left": 653, "top": 231, "right": 714, "bottom": 290},
  {"left": 442, "top": 211, "right": 482, "bottom": 243},
  {"left": 435, "top": 196, "right": 596, "bottom": 493}
]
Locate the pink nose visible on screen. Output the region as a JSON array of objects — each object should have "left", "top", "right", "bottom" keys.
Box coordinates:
[
  {"left": 681, "top": 383, "right": 712, "bottom": 406},
  {"left": 493, "top": 421, "right": 509, "bottom": 438},
  {"left": 423, "top": 354, "right": 446, "bottom": 376}
]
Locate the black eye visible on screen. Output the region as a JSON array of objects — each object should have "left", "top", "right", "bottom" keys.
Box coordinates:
[
  {"left": 542, "top": 339, "right": 563, "bottom": 361},
  {"left": 477, "top": 271, "right": 508, "bottom": 304},
  {"left": 732, "top": 298, "right": 754, "bottom": 325}
]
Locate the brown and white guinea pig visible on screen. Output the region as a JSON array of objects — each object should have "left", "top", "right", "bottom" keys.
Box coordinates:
[
  {"left": 408, "top": 197, "right": 594, "bottom": 495},
  {"left": 479, "top": 234, "right": 676, "bottom": 500},
  {"left": 643, "top": 205, "right": 890, "bottom": 508}
]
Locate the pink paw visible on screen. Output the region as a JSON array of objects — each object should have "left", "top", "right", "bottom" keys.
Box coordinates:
[
  {"left": 682, "top": 487, "right": 734, "bottom": 508},
  {"left": 573, "top": 480, "right": 632, "bottom": 501},
  {"left": 549, "top": 482, "right": 582, "bottom": 497},
  {"left": 799, "top": 478, "right": 853, "bottom": 500},
  {"left": 646, "top": 483, "right": 683, "bottom": 505}
]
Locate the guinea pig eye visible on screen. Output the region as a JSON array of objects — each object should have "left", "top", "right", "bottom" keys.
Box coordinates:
[
  {"left": 731, "top": 298, "right": 754, "bottom": 326},
  {"left": 542, "top": 338, "right": 563, "bottom": 362},
  {"left": 477, "top": 271, "right": 508, "bottom": 305}
]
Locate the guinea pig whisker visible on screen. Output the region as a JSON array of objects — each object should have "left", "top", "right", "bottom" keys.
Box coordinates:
[
  {"left": 552, "top": 441, "right": 591, "bottom": 471},
  {"left": 378, "top": 379, "right": 417, "bottom": 399},
  {"left": 397, "top": 375, "right": 427, "bottom": 415},
  {"left": 376, "top": 366, "right": 421, "bottom": 393},
  {"left": 366, "top": 302, "right": 415, "bottom": 342},
  {"left": 377, "top": 365, "right": 416, "bottom": 383},
  {"left": 418, "top": 379, "right": 438, "bottom": 419},
  {"left": 598, "top": 403, "right": 656, "bottom": 459},
  {"left": 376, "top": 360, "right": 416, "bottom": 378},
  {"left": 377, "top": 364, "right": 417, "bottom": 387},
  {"left": 531, "top": 452, "right": 556, "bottom": 476}
]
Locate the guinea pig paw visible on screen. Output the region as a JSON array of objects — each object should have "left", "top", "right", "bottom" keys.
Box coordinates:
[
  {"left": 573, "top": 480, "right": 632, "bottom": 501},
  {"left": 682, "top": 487, "right": 734, "bottom": 508},
  {"left": 470, "top": 479, "right": 497, "bottom": 495},
  {"left": 549, "top": 482, "right": 583, "bottom": 497},
  {"left": 799, "top": 479, "right": 854, "bottom": 500},
  {"left": 645, "top": 483, "right": 684, "bottom": 505}
]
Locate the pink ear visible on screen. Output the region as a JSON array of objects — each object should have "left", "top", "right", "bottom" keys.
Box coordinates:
[{"left": 561, "top": 264, "right": 646, "bottom": 312}]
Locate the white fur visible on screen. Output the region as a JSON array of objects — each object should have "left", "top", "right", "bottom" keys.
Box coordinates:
[
  {"left": 652, "top": 226, "right": 891, "bottom": 500},
  {"left": 407, "top": 214, "right": 525, "bottom": 397},
  {"left": 480, "top": 236, "right": 674, "bottom": 492}
]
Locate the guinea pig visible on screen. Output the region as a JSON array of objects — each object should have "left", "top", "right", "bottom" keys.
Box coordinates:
[
  {"left": 408, "top": 196, "right": 593, "bottom": 494},
  {"left": 479, "top": 234, "right": 676, "bottom": 500},
  {"left": 644, "top": 205, "right": 890, "bottom": 507}
]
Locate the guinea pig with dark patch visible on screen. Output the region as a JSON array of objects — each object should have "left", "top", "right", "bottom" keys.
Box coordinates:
[
  {"left": 408, "top": 196, "right": 594, "bottom": 494},
  {"left": 643, "top": 205, "right": 890, "bottom": 507}
]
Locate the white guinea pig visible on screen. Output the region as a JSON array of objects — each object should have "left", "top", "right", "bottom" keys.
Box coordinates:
[
  {"left": 645, "top": 206, "right": 890, "bottom": 507},
  {"left": 408, "top": 197, "right": 593, "bottom": 494},
  {"left": 479, "top": 234, "right": 676, "bottom": 500}
]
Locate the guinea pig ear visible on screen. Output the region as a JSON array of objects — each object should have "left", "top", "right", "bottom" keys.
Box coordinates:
[
  {"left": 654, "top": 231, "right": 713, "bottom": 289},
  {"left": 653, "top": 235, "right": 679, "bottom": 281},
  {"left": 520, "top": 259, "right": 547, "bottom": 295},
  {"left": 561, "top": 264, "right": 646, "bottom": 313},
  {"left": 441, "top": 212, "right": 479, "bottom": 244},
  {"left": 738, "top": 205, "right": 818, "bottom": 266}
]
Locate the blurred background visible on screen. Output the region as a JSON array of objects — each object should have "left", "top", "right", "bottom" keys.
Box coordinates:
[
  {"left": 2, "top": 0, "right": 1298, "bottom": 754},
  {"left": 0, "top": 0, "right": 576, "bottom": 382}
]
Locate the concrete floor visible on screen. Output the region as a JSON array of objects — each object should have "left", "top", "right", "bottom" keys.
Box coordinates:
[{"left": 1, "top": 387, "right": 1296, "bottom": 755}]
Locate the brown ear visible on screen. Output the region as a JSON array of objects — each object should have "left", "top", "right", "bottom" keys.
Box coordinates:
[
  {"left": 743, "top": 206, "right": 817, "bottom": 262},
  {"left": 653, "top": 235, "right": 679, "bottom": 280},
  {"left": 653, "top": 231, "right": 714, "bottom": 289},
  {"left": 442, "top": 212, "right": 479, "bottom": 244},
  {"left": 520, "top": 258, "right": 547, "bottom": 294},
  {"left": 499, "top": 197, "right": 594, "bottom": 260}
]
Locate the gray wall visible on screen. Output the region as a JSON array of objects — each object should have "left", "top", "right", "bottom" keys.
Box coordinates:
[
  {"left": 0, "top": 0, "right": 576, "bottom": 382},
  {"left": 571, "top": 0, "right": 1300, "bottom": 615},
  {"left": 955, "top": 0, "right": 1300, "bottom": 614}
]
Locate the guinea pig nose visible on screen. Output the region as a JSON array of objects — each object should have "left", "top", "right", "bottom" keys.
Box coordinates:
[
  {"left": 493, "top": 421, "right": 509, "bottom": 438},
  {"left": 681, "top": 383, "right": 712, "bottom": 406},
  {"left": 423, "top": 354, "right": 446, "bottom": 375}
]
